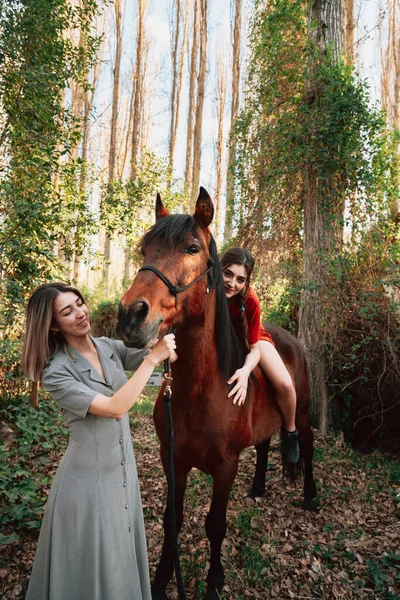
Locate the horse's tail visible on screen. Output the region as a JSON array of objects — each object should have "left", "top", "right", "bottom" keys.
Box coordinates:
[{"left": 280, "top": 427, "right": 304, "bottom": 483}]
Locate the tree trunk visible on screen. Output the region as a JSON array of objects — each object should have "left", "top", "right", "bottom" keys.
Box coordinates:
[
  {"left": 298, "top": 168, "right": 331, "bottom": 434},
  {"left": 379, "top": 0, "right": 400, "bottom": 219},
  {"left": 343, "top": 0, "right": 354, "bottom": 64},
  {"left": 214, "top": 48, "right": 227, "bottom": 246},
  {"left": 184, "top": 0, "right": 200, "bottom": 199},
  {"left": 224, "top": 0, "right": 242, "bottom": 241},
  {"left": 191, "top": 0, "right": 208, "bottom": 206},
  {"left": 169, "top": 0, "right": 189, "bottom": 176},
  {"left": 130, "top": 0, "right": 148, "bottom": 180},
  {"left": 72, "top": 43, "right": 102, "bottom": 284},
  {"left": 103, "top": 0, "right": 123, "bottom": 293},
  {"left": 298, "top": 0, "right": 344, "bottom": 434}
]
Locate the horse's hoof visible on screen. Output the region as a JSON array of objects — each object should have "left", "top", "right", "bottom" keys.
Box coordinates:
[
  {"left": 203, "top": 588, "right": 222, "bottom": 600},
  {"left": 245, "top": 496, "right": 256, "bottom": 507},
  {"left": 247, "top": 490, "right": 264, "bottom": 500},
  {"left": 247, "top": 485, "right": 265, "bottom": 499},
  {"left": 151, "top": 583, "right": 168, "bottom": 600},
  {"left": 301, "top": 498, "right": 320, "bottom": 512}
]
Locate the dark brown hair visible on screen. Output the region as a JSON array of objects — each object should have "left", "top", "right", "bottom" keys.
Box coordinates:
[
  {"left": 21, "top": 282, "right": 86, "bottom": 382},
  {"left": 220, "top": 247, "right": 255, "bottom": 351}
]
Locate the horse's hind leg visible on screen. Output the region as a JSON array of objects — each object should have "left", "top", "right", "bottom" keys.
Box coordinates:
[
  {"left": 204, "top": 458, "right": 239, "bottom": 600},
  {"left": 248, "top": 438, "right": 271, "bottom": 498},
  {"left": 152, "top": 457, "right": 189, "bottom": 600},
  {"left": 297, "top": 415, "right": 318, "bottom": 511}
]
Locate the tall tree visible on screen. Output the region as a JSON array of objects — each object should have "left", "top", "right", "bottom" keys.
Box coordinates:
[
  {"left": 130, "top": 0, "right": 149, "bottom": 180},
  {"left": 343, "top": 0, "right": 354, "bottom": 64},
  {"left": 214, "top": 46, "right": 227, "bottom": 245},
  {"left": 168, "top": 0, "right": 189, "bottom": 174},
  {"left": 191, "top": 0, "right": 208, "bottom": 205},
  {"left": 298, "top": 0, "right": 345, "bottom": 433},
  {"left": 381, "top": 0, "right": 400, "bottom": 128},
  {"left": 224, "top": 0, "right": 242, "bottom": 241},
  {"left": 185, "top": 0, "right": 200, "bottom": 198},
  {"left": 103, "top": 0, "right": 123, "bottom": 291}
]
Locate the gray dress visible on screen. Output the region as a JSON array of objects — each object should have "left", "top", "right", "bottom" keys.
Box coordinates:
[{"left": 26, "top": 337, "right": 152, "bottom": 600}]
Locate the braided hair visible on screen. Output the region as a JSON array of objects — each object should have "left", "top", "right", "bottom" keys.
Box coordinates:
[{"left": 220, "top": 247, "right": 255, "bottom": 352}]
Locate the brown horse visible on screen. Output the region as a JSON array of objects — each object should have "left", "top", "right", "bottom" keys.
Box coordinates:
[{"left": 116, "top": 188, "right": 317, "bottom": 600}]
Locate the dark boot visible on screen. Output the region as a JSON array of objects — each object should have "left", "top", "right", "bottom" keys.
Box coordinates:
[{"left": 282, "top": 428, "right": 300, "bottom": 464}]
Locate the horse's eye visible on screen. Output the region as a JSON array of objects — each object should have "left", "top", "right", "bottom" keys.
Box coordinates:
[
  {"left": 140, "top": 247, "right": 145, "bottom": 257},
  {"left": 186, "top": 245, "right": 200, "bottom": 255}
]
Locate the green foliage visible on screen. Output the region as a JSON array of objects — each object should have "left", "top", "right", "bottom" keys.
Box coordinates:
[
  {"left": 100, "top": 151, "right": 186, "bottom": 285},
  {"left": 232, "top": 0, "right": 400, "bottom": 445},
  {"left": 90, "top": 298, "right": 119, "bottom": 338},
  {"left": 0, "top": 339, "right": 30, "bottom": 401},
  {"left": 0, "top": 0, "right": 101, "bottom": 337},
  {"left": 0, "top": 396, "right": 68, "bottom": 537}
]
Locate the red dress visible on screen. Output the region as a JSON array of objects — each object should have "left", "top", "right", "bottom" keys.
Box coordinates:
[{"left": 228, "top": 287, "right": 274, "bottom": 346}]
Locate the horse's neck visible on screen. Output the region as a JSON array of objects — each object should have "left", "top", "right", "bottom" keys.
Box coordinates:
[{"left": 174, "top": 294, "right": 218, "bottom": 379}]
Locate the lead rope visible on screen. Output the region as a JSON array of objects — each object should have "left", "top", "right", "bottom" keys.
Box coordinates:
[{"left": 163, "top": 349, "right": 186, "bottom": 599}]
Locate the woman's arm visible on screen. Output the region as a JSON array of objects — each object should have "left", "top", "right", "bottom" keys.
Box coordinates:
[
  {"left": 227, "top": 342, "right": 260, "bottom": 406},
  {"left": 88, "top": 334, "right": 176, "bottom": 418}
]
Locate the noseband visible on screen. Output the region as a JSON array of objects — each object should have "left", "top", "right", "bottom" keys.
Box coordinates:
[{"left": 138, "top": 262, "right": 213, "bottom": 298}]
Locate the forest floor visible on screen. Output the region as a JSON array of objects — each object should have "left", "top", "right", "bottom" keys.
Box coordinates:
[{"left": 1, "top": 395, "right": 400, "bottom": 600}]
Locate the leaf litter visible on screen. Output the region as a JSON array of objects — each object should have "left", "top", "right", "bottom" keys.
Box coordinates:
[{"left": 1, "top": 405, "right": 399, "bottom": 600}]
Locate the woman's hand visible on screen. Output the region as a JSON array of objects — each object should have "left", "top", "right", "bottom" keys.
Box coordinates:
[
  {"left": 148, "top": 334, "right": 177, "bottom": 365},
  {"left": 227, "top": 367, "right": 250, "bottom": 406}
]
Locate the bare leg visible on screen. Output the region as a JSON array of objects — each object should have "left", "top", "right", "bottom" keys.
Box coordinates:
[{"left": 258, "top": 340, "right": 297, "bottom": 431}]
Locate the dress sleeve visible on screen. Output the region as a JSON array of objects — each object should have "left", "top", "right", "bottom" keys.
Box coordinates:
[
  {"left": 245, "top": 294, "right": 262, "bottom": 345},
  {"left": 41, "top": 366, "right": 98, "bottom": 419},
  {"left": 104, "top": 338, "right": 149, "bottom": 371}
]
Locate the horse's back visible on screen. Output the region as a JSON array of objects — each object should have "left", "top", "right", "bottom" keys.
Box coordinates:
[{"left": 263, "top": 323, "right": 310, "bottom": 407}]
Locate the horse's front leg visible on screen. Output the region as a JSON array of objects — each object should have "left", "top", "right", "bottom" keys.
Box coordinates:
[
  {"left": 248, "top": 438, "right": 271, "bottom": 498},
  {"left": 152, "top": 450, "right": 190, "bottom": 600},
  {"left": 204, "top": 457, "right": 239, "bottom": 600}
]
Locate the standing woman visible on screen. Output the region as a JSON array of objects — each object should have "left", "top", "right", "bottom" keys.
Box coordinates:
[
  {"left": 22, "top": 282, "right": 176, "bottom": 600},
  {"left": 220, "top": 248, "right": 299, "bottom": 464}
]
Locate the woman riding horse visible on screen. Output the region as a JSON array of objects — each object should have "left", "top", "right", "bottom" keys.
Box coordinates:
[{"left": 221, "top": 247, "right": 300, "bottom": 464}]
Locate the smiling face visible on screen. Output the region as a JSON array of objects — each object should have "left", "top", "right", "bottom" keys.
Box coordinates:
[
  {"left": 222, "top": 263, "right": 248, "bottom": 300},
  {"left": 52, "top": 291, "right": 91, "bottom": 342}
]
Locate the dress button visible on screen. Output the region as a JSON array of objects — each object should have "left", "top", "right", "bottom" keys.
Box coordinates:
[
  {"left": 125, "top": 504, "right": 128, "bottom": 509},
  {"left": 119, "top": 439, "right": 123, "bottom": 444},
  {"left": 116, "top": 418, "right": 120, "bottom": 422},
  {"left": 123, "top": 481, "right": 127, "bottom": 487},
  {"left": 121, "top": 460, "right": 125, "bottom": 466}
]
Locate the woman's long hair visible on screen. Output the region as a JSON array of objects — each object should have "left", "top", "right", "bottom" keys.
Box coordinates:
[
  {"left": 220, "top": 247, "right": 255, "bottom": 352},
  {"left": 21, "top": 282, "right": 86, "bottom": 382}
]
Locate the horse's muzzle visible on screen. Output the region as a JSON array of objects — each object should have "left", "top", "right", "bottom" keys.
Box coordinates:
[{"left": 115, "top": 301, "right": 162, "bottom": 348}]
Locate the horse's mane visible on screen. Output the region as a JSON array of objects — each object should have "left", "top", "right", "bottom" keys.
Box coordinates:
[{"left": 140, "top": 215, "right": 246, "bottom": 380}]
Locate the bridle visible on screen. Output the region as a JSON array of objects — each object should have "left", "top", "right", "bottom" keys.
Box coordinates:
[{"left": 138, "top": 261, "right": 213, "bottom": 302}]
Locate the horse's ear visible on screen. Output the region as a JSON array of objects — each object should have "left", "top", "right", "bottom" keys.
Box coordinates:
[
  {"left": 156, "top": 193, "right": 169, "bottom": 221},
  {"left": 194, "top": 187, "right": 214, "bottom": 228}
]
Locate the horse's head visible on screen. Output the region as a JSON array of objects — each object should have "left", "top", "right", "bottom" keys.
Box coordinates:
[{"left": 116, "top": 187, "right": 215, "bottom": 348}]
